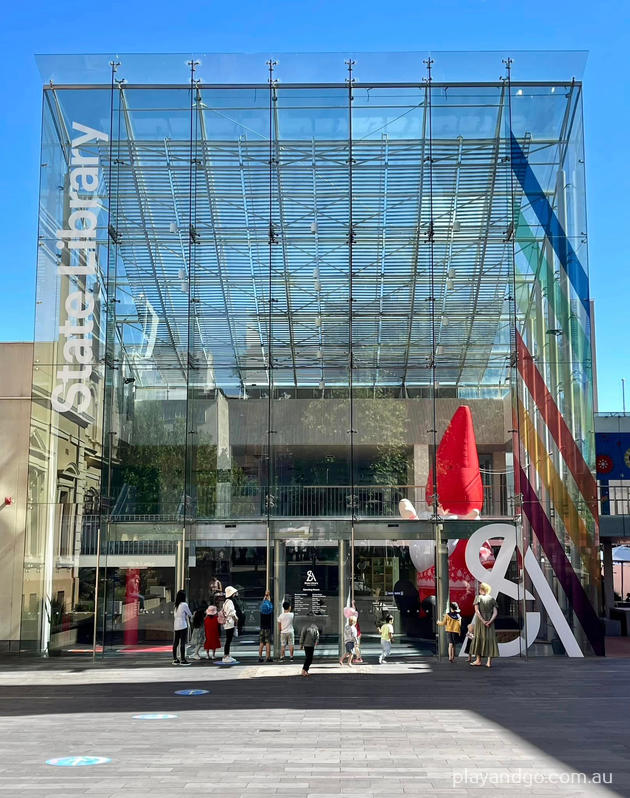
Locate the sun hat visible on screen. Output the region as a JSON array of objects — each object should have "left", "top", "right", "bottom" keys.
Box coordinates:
[
  {"left": 224, "top": 586, "right": 237, "bottom": 598},
  {"left": 206, "top": 605, "right": 217, "bottom": 616},
  {"left": 343, "top": 607, "right": 359, "bottom": 619}
]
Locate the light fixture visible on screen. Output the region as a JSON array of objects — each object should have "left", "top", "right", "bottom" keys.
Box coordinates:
[
  {"left": 318, "top": 380, "right": 325, "bottom": 390},
  {"left": 436, "top": 345, "right": 444, "bottom": 355},
  {"left": 441, "top": 316, "right": 449, "bottom": 327},
  {"left": 310, "top": 221, "right": 318, "bottom": 234},
  {"left": 169, "top": 222, "right": 178, "bottom": 234},
  {"left": 452, "top": 221, "right": 461, "bottom": 232},
  {"left": 313, "top": 266, "right": 319, "bottom": 279},
  {"left": 315, "top": 316, "right": 321, "bottom": 328},
  {"left": 317, "top": 348, "right": 323, "bottom": 359},
  {"left": 516, "top": 89, "right": 523, "bottom": 96}
]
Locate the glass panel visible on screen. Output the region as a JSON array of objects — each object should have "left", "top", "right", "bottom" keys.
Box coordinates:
[
  {"left": 270, "top": 87, "right": 351, "bottom": 519},
  {"left": 22, "top": 54, "right": 600, "bottom": 659},
  {"left": 24, "top": 85, "right": 111, "bottom": 654}
]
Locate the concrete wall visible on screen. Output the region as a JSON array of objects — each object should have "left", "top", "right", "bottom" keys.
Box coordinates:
[{"left": 0, "top": 343, "right": 33, "bottom": 652}]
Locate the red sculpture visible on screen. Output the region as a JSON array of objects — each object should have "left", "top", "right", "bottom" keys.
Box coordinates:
[{"left": 425, "top": 405, "right": 484, "bottom": 518}]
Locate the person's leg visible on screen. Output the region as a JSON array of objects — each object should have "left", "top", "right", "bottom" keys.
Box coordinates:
[
  {"left": 172, "top": 633, "right": 179, "bottom": 661},
  {"left": 258, "top": 635, "right": 264, "bottom": 661},
  {"left": 265, "top": 641, "right": 271, "bottom": 660},
  {"left": 303, "top": 645, "right": 314, "bottom": 674},
  {"left": 448, "top": 642, "right": 454, "bottom": 662},
  {"left": 179, "top": 630, "right": 187, "bottom": 662},
  {"left": 486, "top": 657, "right": 492, "bottom": 668},
  {"left": 289, "top": 633, "right": 295, "bottom": 659},
  {"left": 224, "top": 627, "right": 234, "bottom": 657}
]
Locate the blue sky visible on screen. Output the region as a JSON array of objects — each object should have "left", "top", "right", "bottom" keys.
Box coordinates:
[{"left": 0, "top": 0, "right": 627, "bottom": 411}]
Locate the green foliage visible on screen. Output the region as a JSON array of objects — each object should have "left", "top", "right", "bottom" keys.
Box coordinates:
[{"left": 113, "top": 401, "right": 244, "bottom": 515}]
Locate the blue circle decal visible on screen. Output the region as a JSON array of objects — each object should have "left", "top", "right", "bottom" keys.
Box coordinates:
[
  {"left": 174, "top": 688, "right": 209, "bottom": 696},
  {"left": 46, "top": 756, "right": 111, "bottom": 767},
  {"left": 132, "top": 713, "right": 178, "bottom": 720}
]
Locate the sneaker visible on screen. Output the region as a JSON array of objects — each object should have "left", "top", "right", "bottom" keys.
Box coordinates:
[
  {"left": 180, "top": 659, "right": 191, "bottom": 666},
  {"left": 192, "top": 653, "right": 201, "bottom": 660},
  {"left": 265, "top": 658, "right": 272, "bottom": 663},
  {"left": 378, "top": 655, "right": 383, "bottom": 665},
  {"left": 172, "top": 659, "right": 180, "bottom": 665},
  {"left": 258, "top": 656, "right": 264, "bottom": 663},
  {"left": 290, "top": 657, "right": 294, "bottom": 662}
]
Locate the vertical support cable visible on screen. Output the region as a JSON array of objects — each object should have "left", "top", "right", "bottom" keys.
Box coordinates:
[
  {"left": 266, "top": 59, "right": 277, "bottom": 593},
  {"left": 504, "top": 56, "right": 528, "bottom": 658},
  {"left": 97, "top": 58, "right": 121, "bottom": 660},
  {"left": 346, "top": 58, "right": 356, "bottom": 606},
  {"left": 182, "top": 58, "right": 199, "bottom": 593},
  {"left": 424, "top": 57, "right": 444, "bottom": 658}
]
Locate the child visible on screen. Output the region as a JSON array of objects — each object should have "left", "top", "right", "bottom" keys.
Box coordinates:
[
  {"left": 465, "top": 622, "right": 475, "bottom": 663},
  {"left": 203, "top": 605, "right": 221, "bottom": 660},
  {"left": 351, "top": 602, "right": 363, "bottom": 663},
  {"left": 339, "top": 616, "right": 358, "bottom": 667},
  {"left": 378, "top": 614, "right": 394, "bottom": 664},
  {"left": 258, "top": 590, "right": 273, "bottom": 663},
  {"left": 437, "top": 601, "right": 462, "bottom": 663},
  {"left": 277, "top": 600, "right": 295, "bottom": 662},
  {"left": 188, "top": 608, "right": 206, "bottom": 660}
]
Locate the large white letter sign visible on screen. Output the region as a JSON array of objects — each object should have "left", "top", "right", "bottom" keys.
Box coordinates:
[
  {"left": 52, "top": 121, "right": 109, "bottom": 415},
  {"left": 462, "top": 523, "right": 583, "bottom": 657}
]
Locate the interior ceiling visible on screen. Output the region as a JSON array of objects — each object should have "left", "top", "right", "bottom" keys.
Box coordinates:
[{"left": 85, "top": 85, "right": 562, "bottom": 391}]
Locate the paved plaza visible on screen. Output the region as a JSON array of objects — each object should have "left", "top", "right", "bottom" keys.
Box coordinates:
[{"left": 0, "top": 654, "right": 628, "bottom": 797}]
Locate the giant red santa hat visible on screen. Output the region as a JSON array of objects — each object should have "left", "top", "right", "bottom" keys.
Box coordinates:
[{"left": 425, "top": 405, "right": 484, "bottom": 519}]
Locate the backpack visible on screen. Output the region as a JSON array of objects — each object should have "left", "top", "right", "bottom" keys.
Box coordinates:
[
  {"left": 217, "top": 609, "right": 226, "bottom": 625},
  {"left": 260, "top": 599, "right": 273, "bottom": 615}
]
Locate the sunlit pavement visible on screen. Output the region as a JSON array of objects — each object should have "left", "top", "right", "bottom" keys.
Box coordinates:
[{"left": 0, "top": 656, "right": 628, "bottom": 797}]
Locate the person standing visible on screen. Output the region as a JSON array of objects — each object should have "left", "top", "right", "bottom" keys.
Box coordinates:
[
  {"left": 351, "top": 603, "right": 363, "bottom": 663},
  {"left": 470, "top": 582, "right": 499, "bottom": 668},
  {"left": 204, "top": 605, "right": 221, "bottom": 660},
  {"left": 172, "top": 590, "right": 192, "bottom": 666},
  {"left": 437, "top": 601, "right": 462, "bottom": 663},
  {"left": 277, "top": 600, "right": 295, "bottom": 662},
  {"left": 222, "top": 586, "right": 239, "bottom": 664},
  {"left": 258, "top": 590, "right": 273, "bottom": 663},
  {"left": 299, "top": 623, "right": 320, "bottom": 677},
  {"left": 464, "top": 621, "right": 476, "bottom": 663},
  {"left": 188, "top": 608, "right": 206, "bottom": 660},
  {"left": 339, "top": 616, "right": 358, "bottom": 667},
  {"left": 378, "top": 614, "right": 394, "bottom": 664},
  {"left": 209, "top": 574, "right": 223, "bottom": 600}
]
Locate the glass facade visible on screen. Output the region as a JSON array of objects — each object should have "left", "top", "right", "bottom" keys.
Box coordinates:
[{"left": 22, "top": 52, "right": 603, "bottom": 659}]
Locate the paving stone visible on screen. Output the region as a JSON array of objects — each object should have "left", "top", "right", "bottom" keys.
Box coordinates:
[{"left": 0, "top": 657, "right": 625, "bottom": 797}]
